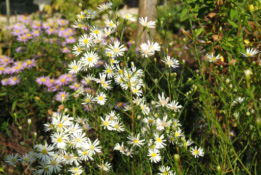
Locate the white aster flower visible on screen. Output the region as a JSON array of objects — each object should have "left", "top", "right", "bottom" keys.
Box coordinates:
[
  {"left": 148, "top": 148, "right": 161, "bottom": 163},
  {"left": 167, "top": 100, "right": 182, "bottom": 112},
  {"left": 139, "top": 17, "right": 156, "bottom": 28},
  {"left": 158, "top": 165, "right": 176, "bottom": 175},
  {"left": 5, "top": 153, "right": 19, "bottom": 166},
  {"left": 120, "top": 12, "right": 136, "bottom": 22},
  {"left": 154, "top": 133, "right": 167, "bottom": 149},
  {"left": 68, "top": 60, "right": 82, "bottom": 74},
  {"left": 206, "top": 53, "right": 220, "bottom": 62},
  {"left": 156, "top": 92, "right": 170, "bottom": 107},
  {"left": 97, "top": 2, "right": 113, "bottom": 12},
  {"left": 190, "top": 146, "right": 204, "bottom": 158},
  {"left": 162, "top": 56, "right": 179, "bottom": 68},
  {"left": 98, "top": 161, "right": 111, "bottom": 172},
  {"left": 127, "top": 133, "right": 145, "bottom": 147},
  {"left": 241, "top": 48, "right": 259, "bottom": 57},
  {"left": 106, "top": 41, "right": 126, "bottom": 57}
]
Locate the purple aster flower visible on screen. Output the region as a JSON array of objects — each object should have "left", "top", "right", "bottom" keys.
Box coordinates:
[
  {"left": 55, "top": 75, "right": 69, "bottom": 86},
  {"left": 17, "top": 35, "right": 29, "bottom": 43},
  {"left": 55, "top": 91, "right": 69, "bottom": 102},
  {"left": 127, "top": 40, "right": 134, "bottom": 47},
  {"left": 62, "top": 47, "right": 70, "bottom": 53},
  {"left": 42, "top": 22, "right": 51, "bottom": 29},
  {"left": 36, "top": 76, "right": 49, "bottom": 85},
  {"left": 69, "top": 82, "right": 81, "bottom": 91},
  {"left": 12, "top": 65, "right": 24, "bottom": 74},
  {"left": 32, "top": 29, "right": 40, "bottom": 37},
  {"left": 0, "top": 56, "right": 13, "bottom": 65},
  {"left": 114, "top": 102, "right": 127, "bottom": 110},
  {"left": 44, "top": 78, "right": 55, "bottom": 87},
  {"left": 57, "top": 19, "right": 68, "bottom": 26},
  {"left": 46, "top": 28, "right": 57, "bottom": 35},
  {"left": 8, "top": 76, "right": 20, "bottom": 85},
  {"left": 18, "top": 15, "right": 31, "bottom": 23},
  {"left": 94, "top": 60, "right": 105, "bottom": 68},
  {"left": 1, "top": 78, "right": 9, "bottom": 86},
  {"left": 23, "top": 59, "right": 36, "bottom": 68},
  {"left": 3, "top": 67, "right": 13, "bottom": 75},
  {"left": 65, "top": 36, "right": 76, "bottom": 44},
  {"left": 0, "top": 66, "right": 5, "bottom": 75},
  {"left": 16, "top": 46, "right": 25, "bottom": 53}
]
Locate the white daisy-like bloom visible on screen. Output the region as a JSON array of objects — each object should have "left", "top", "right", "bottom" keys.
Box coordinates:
[
  {"left": 100, "top": 116, "right": 113, "bottom": 130},
  {"left": 95, "top": 92, "right": 107, "bottom": 105},
  {"left": 96, "top": 74, "right": 112, "bottom": 90},
  {"left": 124, "top": 147, "right": 134, "bottom": 157},
  {"left": 232, "top": 97, "right": 244, "bottom": 106},
  {"left": 206, "top": 53, "right": 220, "bottom": 62},
  {"left": 156, "top": 92, "right": 170, "bottom": 107},
  {"left": 127, "top": 133, "right": 145, "bottom": 147},
  {"left": 80, "top": 51, "right": 99, "bottom": 69},
  {"left": 140, "top": 102, "right": 150, "bottom": 115},
  {"left": 106, "top": 41, "right": 126, "bottom": 57},
  {"left": 120, "top": 12, "right": 136, "bottom": 22},
  {"left": 140, "top": 42, "right": 155, "bottom": 57},
  {"left": 154, "top": 133, "right": 167, "bottom": 149},
  {"left": 85, "top": 9, "right": 97, "bottom": 19},
  {"left": 174, "top": 128, "right": 184, "bottom": 138},
  {"left": 172, "top": 119, "right": 181, "bottom": 128},
  {"left": 36, "top": 161, "right": 51, "bottom": 175},
  {"left": 133, "top": 97, "right": 144, "bottom": 105},
  {"left": 132, "top": 85, "right": 143, "bottom": 97},
  {"left": 111, "top": 120, "right": 125, "bottom": 132},
  {"left": 98, "top": 161, "right": 111, "bottom": 172},
  {"left": 51, "top": 132, "right": 69, "bottom": 149},
  {"left": 168, "top": 132, "right": 178, "bottom": 145},
  {"left": 182, "top": 139, "right": 193, "bottom": 147},
  {"left": 114, "top": 142, "right": 125, "bottom": 154},
  {"left": 105, "top": 19, "right": 117, "bottom": 28},
  {"left": 47, "top": 155, "right": 63, "bottom": 174},
  {"left": 158, "top": 165, "right": 176, "bottom": 175},
  {"left": 106, "top": 110, "right": 118, "bottom": 121},
  {"left": 162, "top": 56, "right": 180, "bottom": 68},
  {"left": 65, "top": 123, "right": 82, "bottom": 135},
  {"left": 90, "top": 26, "right": 102, "bottom": 36},
  {"left": 72, "top": 20, "right": 83, "bottom": 29},
  {"left": 82, "top": 94, "right": 95, "bottom": 105},
  {"left": 83, "top": 74, "right": 95, "bottom": 84},
  {"left": 156, "top": 115, "right": 172, "bottom": 131},
  {"left": 19, "top": 153, "right": 32, "bottom": 164},
  {"left": 241, "top": 48, "right": 259, "bottom": 57},
  {"left": 78, "top": 148, "right": 93, "bottom": 161},
  {"left": 148, "top": 148, "right": 161, "bottom": 163},
  {"left": 68, "top": 166, "right": 84, "bottom": 175},
  {"left": 76, "top": 11, "right": 87, "bottom": 20},
  {"left": 79, "top": 34, "right": 93, "bottom": 49},
  {"left": 190, "top": 146, "right": 204, "bottom": 158},
  {"left": 86, "top": 138, "right": 102, "bottom": 156},
  {"left": 97, "top": 2, "right": 113, "bottom": 12},
  {"left": 5, "top": 153, "right": 19, "bottom": 166},
  {"left": 103, "top": 64, "right": 115, "bottom": 79},
  {"left": 52, "top": 114, "right": 73, "bottom": 132},
  {"left": 167, "top": 100, "right": 182, "bottom": 112},
  {"left": 147, "top": 40, "right": 161, "bottom": 52},
  {"left": 104, "top": 28, "right": 115, "bottom": 37},
  {"left": 139, "top": 17, "right": 156, "bottom": 28},
  {"left": 68, "top": 60, "right": 82, "bottom": 74},
  {"left": 72, "top": 44, "right": 83, "bottom": 56},
  {"left": 35, "top": 143, "right": 54, "bottom": 163},
  {"left": 71, "top": 131, "right": 88, "bottom": 148},
  {"left": 143, "top": 117, "right": 155, "bottom": 125},
  {"left": 62, "top": 152, "right": 78, "bottom": 165}
]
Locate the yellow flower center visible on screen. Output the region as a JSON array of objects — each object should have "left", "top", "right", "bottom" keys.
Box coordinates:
[
  {"left": 57, "top": 137, "right": 62, "bottom": 143},
  {"left": 151, "top": 152, "right": 156, "bottom": 158}
]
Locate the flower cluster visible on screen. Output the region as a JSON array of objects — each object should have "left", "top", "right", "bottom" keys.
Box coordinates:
[
  {"left": 5, "top": 110, "right": 104, "bottom": 174},
  {"left": 0, "top": 55, "right": 36, "bottom": 86}
]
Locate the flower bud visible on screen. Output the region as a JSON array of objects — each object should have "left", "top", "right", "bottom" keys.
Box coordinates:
[{"left": 27, "top": 119, "right": 31, "bottom": 125}]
